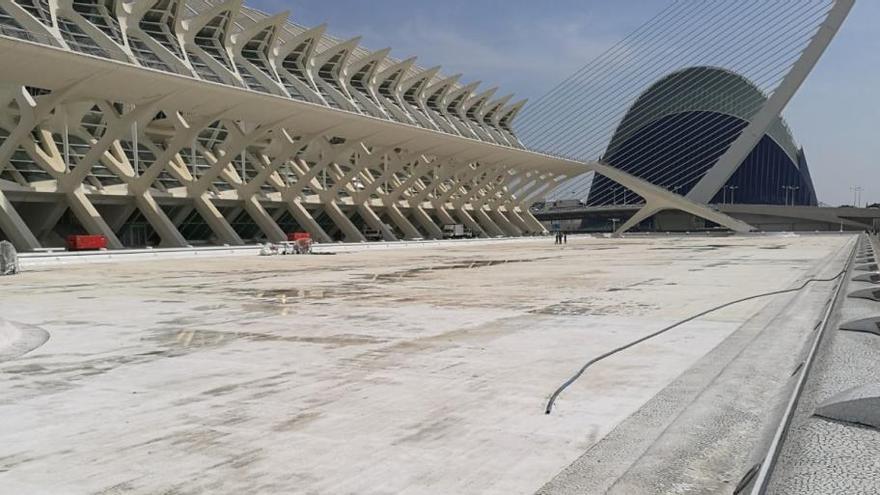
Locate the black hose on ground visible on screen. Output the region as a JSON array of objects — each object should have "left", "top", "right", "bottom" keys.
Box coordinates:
[{"left": 545, "top": 270, "right": 846, "bottom": 414}]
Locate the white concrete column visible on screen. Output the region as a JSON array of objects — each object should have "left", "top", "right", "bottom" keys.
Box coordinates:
[
  {"left": 288, "top": 142, "right": 367, "bottom": 242},
  {"left": 356, "top": 203, "right": 397, "bottom": 241},
  {"left": 483, "top": 187, "right": 525, "bottom": 231},
  {"left": 488, "top": 208, "right": 522, "bottom": 236},
  {"left": 31, "top": 202, "right": 69, "bottom": 242},
  {"left": 134, "top": 193, "right": 189, "bottom": 248},
  {"left": 436, "top": 163, "right": 490, "bottom": 236},
  {"left": 104, "top": 203, "right": 138, "bottom": 232},
  {"left": 502, "top": 207, "right": 534, "bottom": 234},
  {"left": 0, "top": 190, "right": 41, "bottom": 251},
  {"left": 388, "top": 158, "right": 445, "bottom": 238},
  {"left": 242, "top": 195, "right": 287, "bottom": 242},
  {"left": 281, "top": 195, "right": 332, "bottom": 243},
  {"left": 171, "top": 206, "right": 195, "bottom": 228},
  {"left": 520, "top": 210, "right": 548, "bottom": 234},
  {"left": 216, "top": 162, "right": 287, "bottom": 243},
  {"left": 64, "top": 188, "right": 123, "bottom": 249},
  {"left": 383, "top": 203, "right": 423, "bottom": 239},
  {"left": 350, "top": 150, "right": 425, "bottom": 240},
  {"left": 192, "top": 193, "right": 244, "bottom": 245},
  {"left": 407, "top": 207, "right": 443, "bottom": 239},
  {"left": 451, "top": 168, "right": 506, "bottom": 237},
  {"left": 323, "top": 201, "right": 365, "bottom": 242},
  {"left": 437, "top": 199, "right": 485, "bottom": 238},
  {"left": 470, "top": 207, "right": 506, "bottom": 237},
  {"left": 469, "top": 176, "right": 522, "bottom": 237},
  {"left": 326, "top": 145, "right": 401, "bottom": 241}
]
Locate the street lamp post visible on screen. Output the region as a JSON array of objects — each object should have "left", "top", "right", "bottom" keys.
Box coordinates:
[
  {"left": 851, "top": 186, "right": 863, "bottom": 207},
  {"left": 781, "top": 185, "right": 798, "bottom": 206},
  {"left": 729, "top": 185, "right": 739, "bottom": 205}
]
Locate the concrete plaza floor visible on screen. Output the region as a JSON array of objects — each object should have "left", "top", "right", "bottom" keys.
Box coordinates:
[{"left": 0, "top": 234, "right": 852, "bottom": 494}]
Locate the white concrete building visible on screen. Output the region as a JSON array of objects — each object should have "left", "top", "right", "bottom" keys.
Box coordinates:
[
  {"left": 4, "top": 0, "right": 820, "bottom": 252},
  {"left": 0, "top": 0, "right": 548, "bottom": 250}
]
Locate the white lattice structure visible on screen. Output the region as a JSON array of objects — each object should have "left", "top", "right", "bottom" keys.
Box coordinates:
[
  {"left": 0, "top": 0, "right": 547, "bottom": 249},
  {"left": 0, "top": 0, "right": 760, "bottom": 250}
]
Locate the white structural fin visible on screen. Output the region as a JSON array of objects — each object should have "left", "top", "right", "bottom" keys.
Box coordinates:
[
  {"left": 229, "top": 11, "right": 288, "bottom": 96},
  {"left": 272, "top": 23, "right": 327, "bottom": 104}
]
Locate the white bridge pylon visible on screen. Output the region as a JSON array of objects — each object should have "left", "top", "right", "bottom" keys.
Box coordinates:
[{"left": 517, "top": 0, "right": 855, "bottom": 234}]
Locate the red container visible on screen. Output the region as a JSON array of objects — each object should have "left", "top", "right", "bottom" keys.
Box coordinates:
[
  {"left": 287, "top": 232, "right": 311, "bottom": 241},
  {"left": 66, "top": 234, "right": 107, "bottom": 251}
]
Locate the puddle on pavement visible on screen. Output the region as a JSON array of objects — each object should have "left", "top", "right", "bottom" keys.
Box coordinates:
[
  {"left": 705, "top": 262, "right": 733, "bottom": 267},
  {"left": 232, "top": 288, "right": 374, "bottom": 313},
  {"left": 250, "top": 288, "right": 346, "bottom": 300},
  {"left": 16, "top": 283, "right": 99, "bottom": 294},
  {"left": 652, "top": 246, "right": 722, "bottom": 251},
  {"left": 272, "top": 411, "right": 322, "bottom": 432},
  {"left": 358, "top": 257, "right": 550, "bottom": 283},
  {"left": 532, "top": 298, "right": 658, "bottom": 316},
  {"left": 151, "top": 328, "right": 386, "bottom": 350}
]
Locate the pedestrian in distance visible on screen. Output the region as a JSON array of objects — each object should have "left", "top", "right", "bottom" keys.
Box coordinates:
[{"left": 563, "top": 232, "right": 568, "bottom": 244}]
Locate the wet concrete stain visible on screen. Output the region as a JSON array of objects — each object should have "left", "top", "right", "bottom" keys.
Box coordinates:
[
  {"left": 0, "top": 452, "right": 38, "bottom": 473},
  {"left": 272, "top": 411, "right": 321, "bottom": 432},
  {"left": 94, "top": 481, "right": 138, "bottom": 495},
  {"left": 394, "top": 415, "right": 461, "bottom": 445},
  {"left": 531, "top": 297, "right": 658, "bottom": 316},
  {"left": 152, "top": 328, "right": 387, "bottom": 350},
  {"left": 356, "top": 257, "right": 552, "bottom": 283}
]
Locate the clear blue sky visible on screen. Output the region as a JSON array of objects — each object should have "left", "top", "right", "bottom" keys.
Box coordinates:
[{"left": 252, "top": 0, "right": 879, "bottom": 206}]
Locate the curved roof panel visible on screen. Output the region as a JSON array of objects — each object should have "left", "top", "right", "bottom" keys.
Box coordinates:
[{"left": 605, "top": 66, "right": 800, "bottom": 165}]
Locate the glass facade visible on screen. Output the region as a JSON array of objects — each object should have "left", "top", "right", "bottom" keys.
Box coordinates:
[{"left": 588, "top": 67, "right": 818, "bottom": 207}]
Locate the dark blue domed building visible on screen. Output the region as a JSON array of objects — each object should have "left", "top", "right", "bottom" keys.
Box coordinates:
[{"left": 587, "top": 67, "right": 818, "bottom": 207}]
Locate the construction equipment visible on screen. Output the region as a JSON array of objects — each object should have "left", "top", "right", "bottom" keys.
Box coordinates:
[
  {"left": 65, "top": 235, "right": 107, "bottom": 251},
  {"left": 442, "top": 224, "right": 471, "bottom": 239},
  {"left": 288, "top": 232, "right": 312, "bottom": 254}
]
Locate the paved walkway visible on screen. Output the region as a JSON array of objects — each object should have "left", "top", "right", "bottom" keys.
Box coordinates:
[{"left": 0, "top": 235, "right": 852, "bottom": 494}]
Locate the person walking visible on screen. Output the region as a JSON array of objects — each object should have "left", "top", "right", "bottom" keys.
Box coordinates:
[{"left": 563, "top": 232, "right": 568, "bottom": 244}]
